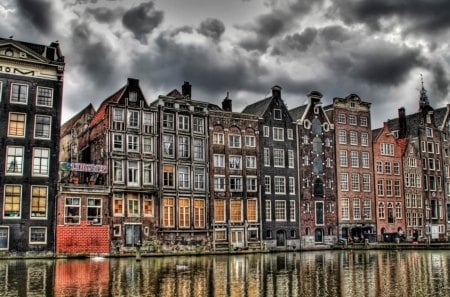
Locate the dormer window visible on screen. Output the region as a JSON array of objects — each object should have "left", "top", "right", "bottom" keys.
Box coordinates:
[
  {"left": 274, "top": 109, "right": 282, "bottom": 120},
  {"left": 129, "top": 91, "right": 137, "bottom": 102}
]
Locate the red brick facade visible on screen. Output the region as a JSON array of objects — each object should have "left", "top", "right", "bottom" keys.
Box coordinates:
[{"left": 56, "top": 222, "right": 109, "bottom": 254}]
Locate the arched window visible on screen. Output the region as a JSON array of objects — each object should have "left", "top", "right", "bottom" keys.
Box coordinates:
[
  {"left": 313, "top": 137, "right": 322, "bottom": 153},
  {"left": 313, "top": 157, "right": 323, "bottom": 174},
  {"left": 378, "top": 202, "right": 385, "bottom": 219},
  {"left": 312, "top": 118, "right": 322, "bottom": 135},
  {"left": 314, "top": 178, "right": 324, "bottom": 197},
  {"left": 395, "top": 202, "right": 402, "bottom": 219},
  {"left": 387, "top": 202, "right": 394, "bottom": 224}
]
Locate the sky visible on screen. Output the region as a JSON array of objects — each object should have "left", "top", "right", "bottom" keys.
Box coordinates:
[{"left": 2, "top": 0, "right": 450, "bottom": 128}]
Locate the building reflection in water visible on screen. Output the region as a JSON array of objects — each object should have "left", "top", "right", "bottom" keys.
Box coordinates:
[{"left": 1, "top": 251, "right": 450, "bottom": 296}]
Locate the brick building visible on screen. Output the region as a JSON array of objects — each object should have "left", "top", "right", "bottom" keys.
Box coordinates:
[
  {"left": 290, "top": 91, "right": 338, "bottom": 247},
  {"left": 243, "top": 86, "right": 300, "bottom": 250},
  {"left": 0, "top": 38, "right": 64, "bottom": 254},
  {"left": 209, "top": 94, "right": 261, "bottom": 251}
]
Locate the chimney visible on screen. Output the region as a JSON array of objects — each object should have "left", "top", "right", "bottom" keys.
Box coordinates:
[
  {"left": 182, "top": 81, "right": 192, "bottom": 99},
  {"left": 308, "top": 91, "right": 323, "bottom": 105},
  {"left": 398, "top": 107, "right": 407, "bottom": 138},
  {"left": 127, "top": 78, "right": 139, "bottom": 87},
  {"left": 271, "top": 85, "right": 282, "bottom": 98},
  {"left": 222, "top": 92, "right": 232, "bottom": 112}
]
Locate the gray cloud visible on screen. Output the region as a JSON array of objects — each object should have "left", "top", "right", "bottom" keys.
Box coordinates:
[
  {"left": 169, "top": 26, "right": 194, "bottom": 37},
  {"left": 16, "top": 0, "right": 54, "bottom": 34},
  {"left": 122, "top": 1, "right": 164, "bottom": 44},
  {"left": 319, "top": 25, "right": 351, "bottom": 43},
  {"left": 197, "top": 18, "right": 225, "bottom": 41},
  {"left": 85, "top": 7, "right": 124, "bottom": 23}
]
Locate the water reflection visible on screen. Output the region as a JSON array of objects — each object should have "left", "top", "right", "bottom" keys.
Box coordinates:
[{"left": 0, "top": 251, "right": 450, "bottom": 296}]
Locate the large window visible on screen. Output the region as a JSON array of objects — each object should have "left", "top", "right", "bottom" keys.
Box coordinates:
[
  {"left": 353, "top": 199, "right": 361, "bottom": 219},
  {"left": 275, "top": 200, "right": 286, "bottom": 221},
  {"left": 341, "top": 198, "right": 349, "bottom": 220},
  {"left": 351, "top": 174, "right": 360, "bottom": 191},
  {"left": 288, "top": 150, "right": 294, "bottom": 168},
  {"left": 163, "top": 197, "right": 175, "bottom": 227},
  {"left": 3, "top": 185, "right": 21, "bottom": 218},
  {"left": 265, "top": 200, "right": 272, "bottom": 221},
  {"left": 113, "top": 160, "right": 124, "bottom": 183},
  {"left": 246, "top": 156, "right": 257, "bottom": 169},
  {"left": 36, "top": 87, "right": 53, "bottom": 107},
  {"left": 214, "top": 154, "right": 225, "bottom": 167},
  {"left": 163, "top": 134, "right": 175, "bottom": 157},
  {"left": 230, "top": 176, "right": 243, "bottom": 192},
  {"left": 163, "top": 164, "right": 175, "bottom": 187},
  {"left": 178, "top": 166, "right": 190, "bottom": 189},
  {"left": 273, "top": 149, "right": 285, "bottom": 167},
  {"left": 6, "top": 146, "right": 24, "bottom": 175},
  {"left": 338, "top": 130, "right": 347, "bottom": 144},
  {"left": 29, "top": 227, "right": 46, "bottom": 244},
  {"left": 178, "top": 136, "right": 190, "bottom": 158},
  {"left": 143, "top": 162, "right": 154, "bottom": 185},
  {"left": 178, "top": 115, "right": 189, "bottom": 130},
  {"left": 350, "top": 151, "right": 359, "bottom": 167},
  {"left": 11, "top": 83, "right": 28, "bottom": 103},
  {"left": 163, "top": 112, "right": 174, "bottom": 129},
  {"left": 214, "top": 199, "right": 226, "bottom": 222},
  {"left": 380, "top": 143, "right": 394, "bottom": 156},
  {"left": 230, "top": 200, "right": 242, "bottom": 222},
  {"left": 143, "top": 137, "right": 153, "bottom": 154},
  {"left": 127, "top": 161, "right": 140, "bottom": 186},
  {"left": 247, "top": 199, "right": 257, "bottom": 222},
  {"left": 64, "top": 197, "right": 80, "bottom": 224},
  {"left": 193, "top": 138, "right": 205, "bottom": 160},
  {"left": 113, "top": 134, "right": 124, "bottom": 151},
  {"left": 273, "top": 127, "right": 284, "bottom": 141},
  {"left": 340, "top": 151, "right": 348, "bottom": 167},
  {"left": 34, "top": 115, "right": 51, "bottom": 139},
  {"left": 127, "top": 135, "right": 139, "bottom": 152},
  {"left": 194, "top": 167, "right": 205, "bottom": 190},
  {"left": 143, "top": 112, "right": 154, "bottom": 134},
  {"left": 274, "top": 176, "right": 286, "bottom": 194},
  {"left": 362, "top": 174, "right": 371, "bottom": 192},
  {"left": 265, "top": 176, "right": 271, "bottom": 194},
  {"left": 112, "top": 108, "right": 125, "bottom": 130},
  {"left": 361, "top": 133, "right": 368, "bottom": 146},
  {"left": 362, "top": 152, "right": 369, "bottom": 168},
  {"left": 113, "top": 193, "right": 124, "bottom": 216},
  {"left": 341, "top": 173, "right": 349, "bottom": 191},
  {"left": 0, "top": 227, "right": 9, "bottom": 250},
  {"left": 32, "top": 148, "right": 50, "bottom": 176},
  {"left": 194, "top": 199, "right": 205, "bottom": 228},
  {"left": 143, "top": 195, "right": 154, "bottom": 217},
  {"left": 289, "top": 176, "right": 295, "bottom": 194},
  {"left": 31, "top": 186, "right": 47, "bottom": 218},
  {"left": 245, "top": 135, "right": 256, "bottom": 147},
  {"left": 316, "top": 202, "right": 324, "bottom": 225},
  {"left": 8, "top": 112, "right": 26, "bottom": 137},
  {"left": 128, "top": 110, "right": 139, "bottom": 128},
  {"left": 290, "top": 200, "right": 296, "bottom": 221},
  {"left": 264, "top": 148, "right": 270, "bottom": 166},
  {"left": 87, "top": 198, "right": 102, "bottom": 224},
  {"left": 127, "top": 194, "right": 139, "bottom": 217},
  {"left": 213, "top": 133, "right": 224, "bottom": 144},
  {"left": 193, "top": 117, "right": 205, "bottom": 134},
  {"left": 229, "top": 134, "right": 241, "bottom": 148},
  {"left": 247, "top": 176, "right": 257, "bottom": 192},
  {"left": 214, "top": 176, "right": 225, "bottom": 191},
  {"left": 179, "top": 198, "right": 190, "bottom": 228},
  {"left": 350, "top": 131, "right": 358, "bottom": 145}
]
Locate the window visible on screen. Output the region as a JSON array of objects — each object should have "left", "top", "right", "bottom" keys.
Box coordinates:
[
  {"left": 361, "top": 133, "right": 368, "bottom": 146},
  {"left": 163, "top": 165, "right": 175, "bottom": 187},
  {"left": 394, "top": 180, "right": 401, "bottom": 196},
  {"left": 393, "top": 162, "right": 400, "bottom": 175},
  {"left": 340, "top": 151, "right": 348, "bottom": 167},
  {"left": 386, "top": 180, "right": 393, "bottom": 196},
  {"left": 364, "top": 200, "right": 371, "bottom": 219},
  {"left": 351, "top": 174, "right": 360, "bottom": 191},
  {"left": 142, "top": 137, "right": 153, "bottom": 154},
  {"left": 215, "top": 230, "right": 226, "bottom": 241},
  {"left": 338, "top": 130, "right": 347, "bottom": 144},
  {"left": 360, "top": 116, "right": 368, "bottom": 127},
  {"left": 362, "top": 152, "right": 369, "bottom": 168},
  {"left": 274, "top": 109, "right": 282, "bottom": 120},
  {"left": 163, "top": 197, "right": 175, "bottom": 227},
  {"left": 178, "top": 166, "right": 190, "bottom": 189},
  {"left": 428, "top": 158, "right": 435, "bottom": 170},
  {"left": 287, "top": 129, "right": 293, "bottom": 139},
  {"left": 213, "top": 154, "right": 225, "bottom": 167},
  {"left": 247, "top": 176, "right": 257, "bottom": 192},
  {"left": 129, "top": 91, "right": 137, "bottom": 102},
  {"left": 64, "top": 197, "right": 80, "bottom": 224},
  {"left": 178, "top": 136, "right": 190, "bottom": 158},
  {"left": 426, "top": 127, "right": 433, "bottom": 138},
  {"left": 288, "top": 150, "right": 294, "bottom": 168},
  {"left": 36, "top": 87, "right": 53, "bottom": 107},
  {"left": 163, "top": 113, "right": 174, "bottom": 129},
  {"left": 127, "top": 135, "right": 139, "bottom": 152},
  {"left": 380, "top": 143, "right": 394, "bottom": 156},
  {"left": 350, "top": 131, "right": 358, "bottom": 145},
  {"left": 427, "top": 142, "right": 434, "bottom": 153},
  {"left": 377, "top": 180, "right": 384, "bottom": 196},
  {"left": 6, "top": 146, "right": 24, "bottom": 175},
  {"left": 143, "top": 112, "right": 153, "bottom": 134},
  {"left": 313, "top": 157, "right": 323, "bottom": 175},
  {"left": 387, "top": 203, "right": 394, "bottom": 223},
  {"left": 127, "top": 161, "right": 139, "bottom": 186},
  {"left": 348, "top": 115, "right": 357, "bottom": 125},
  {"left": 193, "top": 138, "right": 204, "bottom": 160},
  {"left": 214, "top": 176, "right": 225, "bottom": 191},
  {"left": 362, "top": 174, "right": 370, "bottom": 192},
  {"left": 376, "top": 161, "right": 383, "bottom": 174},
  {"left": 247, "top": 200, "right": 258, "bottom": 222},
  {"left": 289, "top": 176, "right": 295, "bottom": 194},
  {"left": 273, "top": 127, "right": 284, "bottom": 141},
  {"left": 178, "top": 115, "right": 189, "bottom": 130},
  {"left": 341, "top": 198, "right": 349, "bottom": 220},
  {"left": 194, "top": 199, "right": 205, "bottom": 228},
  {"left": 341, "top": 173, "right": 348, "bottom": 191},
  {"left": 290, "top": 200, "right": 296, "bottom": 221},
  {"left": 314, "top": 179, "right": 324, "bottom": 197},
  {"left": 273, "top": 149, "right": 285, "bottom": 167},
  {"left": 87, "top": 198, "right": 102, "bottom": 224},
  {"left": 313, "top": 137, "right": 322, "bottom": 153},
  {"left": 143, "top": 162, "right": 154, "bottom": 185},
  {"left": 128, "top": 110, "right": 139, "bottom": 128},
  {"left": 29, "top": 227, "right": 46, "bottom": 244},
  {"left": 34, "top": 115, "right": 51, "bottom": 139},
  {"left": 143, "top": 195, "right": 154, "bottom": 217},
  {"left": 229, "top": 134, "right": 241, "bottom": 148},
  {"left": 246, "top": 156, "right": 257, "bottom": 169},
  {"left": 230, "top": 200, "right": 243, "bottom": 222},
  {"left": 193, "top": 117, "right": 205, "bottom": 134},
  {"left": 8, "top": 112, "right": 26, "bottom": 137},
  {"left": 274, "top": 176, "right": 286, "bottom": 194},
  {"left": 113, "top": 160, "right": 124, "bottom": 183},
  {"left": 275, "top": 200, "right": 286, "bottom": 221},
  {"left": 179, "top": 198, "right": 190, "bottom": 228},
  {"left": 312, "top": 118, "right": 322, "bottom": 135},
  {"left": 194, "top": 167, "right": 205, "bottom": 190},
  {"left": 33, "top": 148, "right": 50, "bottom": 176},
  {"left": 31, "top": 186, "right": 47, "bottom": 218},
  {"left": 264, "top": 148, "right": 270, "bottom": 166},
  {"left": 214, "top": 199, "right": 226, "bottom": 222},
  {"left": 112, "top": 108, "right": 125, "bottom": 130},
  {"left": 113, "top": 134, "right": 124, "bottom": 151},
  {"left": 338, "top": 114, "right": 346, "bottom": 124},
  {"left": 350, "top": 151, "right": 359, "bottom": 168},
  {"left": 10, "top": 83, "right": 28, "bottom": 103},
  {"left": 353, "top": 199, "right": 361, "bottom": 219},
  {"left": 230, "top": 176, "right": 243, "bottom": 191},
  {"left": 3, "top": 184, "right": 21, "bottom": 220},
  {"left": 263, "top": 126, "right": 269, "bottom": 137},
  {"left": 265, "top": 176, "right": 271, "bottom": 194},
  {"left": 229, "top": 155, "right": 242, "bottom": 169},
  {"left": 0, "top": 227, "right": 9, "bottom": 250},
  {"left": 378, "top": 202, "right": 385, "bottom": 219},
  {"left": 385, "top": 162, "right": 392, "bottom": 175},
  {"left": 265, "top": 200, "right": 272, "bottom": 221},
  {"left": 163, "top": 134, "right": 175, "bottom": 157},
  {"left": 213, "top": 133, "right": 224, "bottom": 144},
  {"left": 245, "top": 135, "right": 256, "bottom": 147},
  {"left": 113, "top": 193, "right": 124, "bottom": 216}
]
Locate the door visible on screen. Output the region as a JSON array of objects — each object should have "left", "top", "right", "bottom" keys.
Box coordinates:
[
  {"left": 315, "top": 229, "right": 323, "bottom": 243},
  {"left": 231, "top": 229, "right": 244, "bottom": 248},
  {"left": 125, "top": 224, "right": 141, "bottom": 246},
  {"left": 276, "top": 230, "right": 286, "bottom": 247}
]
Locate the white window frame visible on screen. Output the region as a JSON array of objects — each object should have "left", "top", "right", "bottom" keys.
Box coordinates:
[
  {"left": 10, "top": 83, "right": 28, "bottom": 104},
  {"left": 142, "top": 136, "right": 153, "bottom": 154},
  {"left": 178, "top": 166, "right": 191, "bottom": 189},
  {"left": 245, "top": 135, "right": 256, "bottom": 147},
  {"left": 246, "top": 156, "right": 257, "bottom": 169},
  {"left": 29, "top": 227, "right": 47, "bottom": 244},
  {"left": 213, "top": 132, "right": 224, "bottom": 144},
  {"left": 275, "top": 200, "right": 286, "bottom": 221},
  {"left": 265, "top": 176, "right": 271, "bottom": 194},
  {"left": 113, "top": 160, "right": 124, "bottom": 183},
  {"left": 273, "top": 149, "right": 285, "bottom": 167},
  {"left": 6, "top": 146, "right": 24, "bottom": 176},
  {"left": 229, "top": 176, "right": 243, "bottom": 192},
  {"left": 113, "top": 133, "right": 124, "bottom": 151},
  {"left": 214, "top": 175, "right": 226, "bottom": 191},
  {"left": 273, "top": 127, "right": 284, "bottom": 141},
  {"left": 34, "top": 115, "right": 51, "bottom": 139},
  {"left": 246, "top": 176, "right": 258, "bottom": 192},
  {"left": 263, "top": 126, "right": 269, "bottom": 137},
  {"left": 265, "top": 200, "right": 272, "bottom": 221},
  {"left": 229, "top": 155, "right": 242, "bottom": 169},
  {"left": 127, "top": 110, "right": 139, "bottom": 128},
  {"left": 274, "top": 176, "right": 286, "bottom": 194},
  {"left": 178, "top": 114, "right": 189, "bottom": 130},
  {"left": 127, "top": 160, "right": 140, "bottom": 187},
  {"left": 8, "top": 112, "right": 26, "bottom": 137},
  {"left": 127, "top": 134, "right": 139, "bottom": 153},
  {"left": 193, "top": 117, "right": 205, "bottom": 134},
  {"left": 143, "top": 161, "right": 154, "bottom": 185},
  {"left": 37, "top": 87, "right": 54, "bottom": 107},
  {"left": 229, "top": 134, "right": 241, "bottom": 148},
  {"left": 32, "top": 148, "right": 50, "bottom": 177},
  {"left": 214, "top": 154, "right": 225, "bottom": 167}
]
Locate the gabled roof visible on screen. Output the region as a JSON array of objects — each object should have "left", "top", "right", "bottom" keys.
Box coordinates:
[
  {"left": 289, "top": 104, "right": 308, "bottom": 121},
  {"left": 241, "top": 97, "right": 272, "bottom": 117},
  {"left": 89, "top": 85, "right": 127, "bottom": 129},
  {"left": 0, "top": 37, "right": 64, "bottom": 63}
]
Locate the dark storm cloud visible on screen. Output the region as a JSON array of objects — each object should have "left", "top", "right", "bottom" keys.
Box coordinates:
[
  {"left": 319, "top": 25, "right": 351, "bottom": 43},
  {"left": 85, "top": 7, "right": 124, "bottom": 23},
  {"left": 330, "top": 0, "right": 450, "bottom": 34},
  {"left": 197, "top": 18, "right": 225, "bottom": 41},
  {"left": 16, "top": 0, "right": 54, "bottom": 34},
  {"left": 122, "top": 1, "right": 164, "bottom": 44},
  {"left": 428, "top": 62, "right": 449, "bottom": 98},
  {"left": 238, "top": 13, "right": 287, "bottom": 51}
]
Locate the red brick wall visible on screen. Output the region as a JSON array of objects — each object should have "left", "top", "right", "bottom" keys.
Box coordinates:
[{"left": 56, "top": 222, "right": 110, "bottom": 254}]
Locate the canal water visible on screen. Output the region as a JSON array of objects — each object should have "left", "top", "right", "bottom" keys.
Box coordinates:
[{"left": 1, "top": 250, "right": 449, "bottom": 296}]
